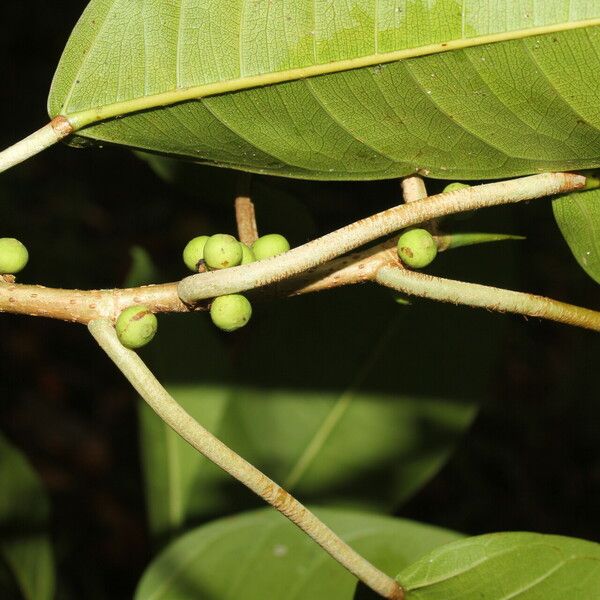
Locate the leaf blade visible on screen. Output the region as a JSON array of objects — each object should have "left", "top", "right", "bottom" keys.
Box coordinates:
[
  {"left": 398, "top": 532, "right": 600, "bottom": 599},
  {"left": 48, "top": 1, "right": 600, "bottom": 180},
  {"left": 553, "top": 188, "right": 600, "bottom": 284},
  {"left": 134, "top": 507, "right": 462, "bottom": 600}
]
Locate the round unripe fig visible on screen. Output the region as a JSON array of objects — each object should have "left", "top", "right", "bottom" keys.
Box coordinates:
[
  {"left": 210, "top": 294, "right": 252, "bottom": 332},
  {"left": 183, "top": 235, "right": 209, "bottom": 271},
  {"left": 203, "top": 234, "right": 243, "bottom": 270},
  {"left": 0, "top": 238, "right": 29, "bottom": 274},
  {"left": 252, "top": 234, "right": 290, "bottom": 260},
  {"left": 116, "top": 305, "right": 158, "bottom": 349},
  {"left": 397, "top": 228, "right": 438, "bottom": 269},
  {"left": 240, "top": 243, "right": 256, "bottom": 265},
  {"left": 443, "top": 182, "right": 470, "bottom": 193}
]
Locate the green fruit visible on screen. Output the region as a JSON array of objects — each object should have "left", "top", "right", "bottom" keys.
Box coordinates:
[
  {"left": 204, "top": 234, "right": 243, "bottom": 270},
  {"left": 240, "top": 243, "right": 256, "bottom": 265},
  {"left": 252, "top": 234, "right": 290, "bottom": 260},
  {"left": 210, "top": 294, "right": 252, "bottom": 332},
  {"left": 397, "top": 229, "right": 438, "bottom": 269},
  {"left": 443, "top": 182, "right": 471, "bottom": 193},
  {"left": 0, "top": 238, "right": 29, "bottom": 274},
  {"left": 183, "top": 235, "right": 209, "bottom": 271},
  {"left": 116, "top": 305, "right": 158, "bottom": 349}
]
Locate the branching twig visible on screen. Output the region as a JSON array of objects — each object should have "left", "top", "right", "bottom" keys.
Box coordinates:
[
  {"left": 88, "top": 318, "right": 404, "bottom": 600},
  {"left": 401, "top": 176, "right": 428, "bottom": 203},
  {"left": 376, "top": 266, "right": 600, "bottom": 332},
  {"left": 178, "top": 173, "right": 585, "bottom": 303}
]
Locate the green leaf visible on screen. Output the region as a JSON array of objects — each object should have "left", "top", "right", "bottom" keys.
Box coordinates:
[
  {"left": 553, "top": 188, "right": 600, "bottom": 284},
  {"left": 228, "top": 288, "right": 480, "bottom": 509},
  {"left": 0, "top": 432, "right": 55, "bottom": 600},
  {"left": 398, "top": 532, "right": 600, "bottom": 599},
  {"left": 135, "top": 507, "right": 461, "bottom": 600},
  {"left": 49, "top": 2, "right": 600, "bottom": 180}
]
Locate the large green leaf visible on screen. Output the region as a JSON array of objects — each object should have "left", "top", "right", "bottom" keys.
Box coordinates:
[
  {"left": 553, "top": 187, "right": 600, "bottom": 284},
  {"left": 49, "top": 1, "right": 600, "bottom": 180},
  {"left": 0, "top": 433, "right": 55, "bottom": 600},
  {"left": 398, "top": 532, "right": 600, "bottom": 599},
  {"left": 135, "top": 507, "right": 461, "bottom": 600}
]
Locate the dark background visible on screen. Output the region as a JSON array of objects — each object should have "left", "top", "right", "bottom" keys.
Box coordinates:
[{"left": 1, "top": 2, "right": 599, "bottom": 598}]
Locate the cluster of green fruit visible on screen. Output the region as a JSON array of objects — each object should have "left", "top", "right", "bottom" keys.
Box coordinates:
[
  {"left": 182, "top": 232, "right": 290, "bottom": 272},
  {"left": 114, "top": 232, "right": 291, "bottom": 350},
  {"left": 182, "top": 232, "right": 290, "bottom": 333}
]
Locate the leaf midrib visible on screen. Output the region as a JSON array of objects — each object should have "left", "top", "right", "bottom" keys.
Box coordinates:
[{"left": 65, "top": 18, "right": 600, "bottom": 131}]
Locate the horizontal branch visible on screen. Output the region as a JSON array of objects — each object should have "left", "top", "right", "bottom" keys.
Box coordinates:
[
  {"left": 0, "top": 172, "right": 594, "bottom": 332},
  {"left": 376, "top": 266, "right": 600, "bottom": 332},
  {"left": 178, "top": 173, "right": 585, "bottom": 303},
  {"left": 0, "top": 242, "right": 396, "bottom": 323},
  {"left": 0, "top": 280, "right": 188, "bottom": 323},
  {"left": 88, "top": 318, "right": 403, "bottom": 600}
]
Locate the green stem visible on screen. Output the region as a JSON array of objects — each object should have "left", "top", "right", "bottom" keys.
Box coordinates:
[
  {"left": 375, "top": 266, "right": 600, "bottom": 332},
  {"left": 88, "top": 318, "right": 404, "bottom": 600},
  {"left": 178, "top": 173, "right": 585, "bottom": 304}
]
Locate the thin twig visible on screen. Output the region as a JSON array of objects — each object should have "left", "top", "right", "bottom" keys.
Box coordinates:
[
  {"left": 401, "top": 175, "right": 439, "bottom": 234},
  {"left": 235, "top": 174, "right": 259, "bottom": 245},
  {"left": 178, "top": 173, "right": 585, "bottom": 303},
  {"left": 401, "top": 176, "right": 428, "bottom": 203},
  {"left": 375, "top": 266, "right": 600, "bottom": 332},
  {"left": 88, "top": 318, "right": 404, "bottom": 600}
]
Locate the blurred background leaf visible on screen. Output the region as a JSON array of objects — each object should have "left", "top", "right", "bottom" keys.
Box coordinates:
[
  {"left": 135, "top": 507, "right": 461, "bottom": 600},
  {"left": 0, "top": 432, "right": 55, "bottom": 600}
]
